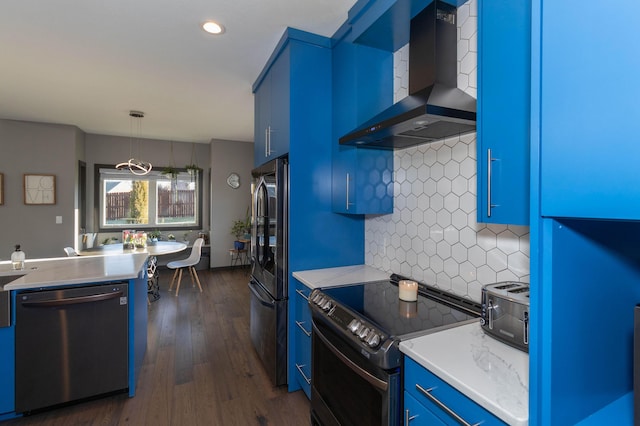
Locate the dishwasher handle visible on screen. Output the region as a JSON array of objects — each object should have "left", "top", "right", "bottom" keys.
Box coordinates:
[{"left": 20, "top": 290, "right": 124, "bottom": 308}]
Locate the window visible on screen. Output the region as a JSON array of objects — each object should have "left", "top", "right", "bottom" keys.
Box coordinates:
[{"left": 95, "top": 165, "right": 202, "bottom": 231}]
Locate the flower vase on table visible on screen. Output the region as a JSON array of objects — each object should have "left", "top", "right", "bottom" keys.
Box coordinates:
[{"left": 122, "top": 230, "right": 135, "bottom": 250}]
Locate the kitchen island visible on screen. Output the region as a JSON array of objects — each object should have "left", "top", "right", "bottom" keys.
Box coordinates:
[{"left": 0, "top": 254, "right": 149, "bottom": 420}]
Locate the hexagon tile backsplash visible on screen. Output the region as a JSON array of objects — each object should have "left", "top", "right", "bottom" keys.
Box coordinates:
[{"left": 365, "top": 0, "right": 530, "bottom": 303}]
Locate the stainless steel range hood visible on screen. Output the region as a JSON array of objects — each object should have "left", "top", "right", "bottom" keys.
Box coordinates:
[{"left": 340, "top": 0, "right": 476, "bottom": 149}]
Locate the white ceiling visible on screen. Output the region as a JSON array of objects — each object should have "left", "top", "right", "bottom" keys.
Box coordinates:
[{"left": 0, "top": 0, "right": 356, "bottom": 144}]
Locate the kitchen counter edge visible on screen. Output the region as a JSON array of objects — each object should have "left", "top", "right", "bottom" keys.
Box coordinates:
[
  {"left": 2, "top": 254, "right": 148, "bottom": 290},
  {"left": 292, "top": 264, "right": 389, "bottom": 289}
]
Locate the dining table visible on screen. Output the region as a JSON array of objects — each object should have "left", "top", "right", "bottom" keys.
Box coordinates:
[
  {"left": 77, "top": 241, "right": 188, "bottom": 302},
  {"left": 77, "top": 241, "right": 188, "bottom": 257}
]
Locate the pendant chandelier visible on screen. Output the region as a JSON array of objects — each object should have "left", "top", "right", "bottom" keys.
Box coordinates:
[{"left": 115, "top": 110, "right": 153, "bottom": 175}]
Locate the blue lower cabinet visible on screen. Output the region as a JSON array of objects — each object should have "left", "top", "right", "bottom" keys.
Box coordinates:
[
  {"left": 404, "top": 357, "right": 506, "bottom": 426},
  {"left": 0, "top": 325, "right": 15, "bottom": 415}
]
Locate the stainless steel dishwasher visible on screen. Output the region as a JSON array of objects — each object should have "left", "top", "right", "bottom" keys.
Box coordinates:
[{"left": 15, "top": 282, "right": 129, "bottom": 413}]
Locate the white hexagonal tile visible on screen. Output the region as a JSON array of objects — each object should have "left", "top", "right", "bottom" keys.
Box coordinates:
[
  {"left": 417, "top": 251, "right": 430, "bottom": 269},
  {"left": 417, "top": 194, "right": 429, "bottom": 211},
  {"left": 430, "top": 224, "right": 444, "bottom": 242},
  {"left": 437, "top": 145, "right": 452, "bottom": 164},
  {"left": 401, "top": 234, "right": 412, "bottom": 252},
  {"left": 437, "top": 240, "right": 451, "bottom": 259},
  {"left": 496, "top": 229, "right": 519, "bottom": 255},
  {"left": 401, "top": 180, "right": 412, "bottom": 196},
  {"left": 444, "top": 258, "right": 459, "bottom": 278},
  {"left": 417, "top": 222, "right": 429, "bottom": 240},
  {"left": 424, "top": 238, "right": 437, "bottom": 256},
  {"left": 444, "top": 161, "right": 460, "bottom": 180},
  {"left": 437, "top": 178, "right": 452, "bottom": 195},
  {"left": 417, "top": 165, "right": 429, "bottom": 182},
  {"left": 476, "top": 265, "right": 496, "bottom": 284},
  {"left": 460, "top": 192, "right": 475, "bottom": 213},
  {"left": 452, "top": 142, "right": 468, "bottom": 162},
  {"left": 460, "top": 227, "right": 477, "bottom": 248},
  {"left": 406, "top": 193, "right": 418, "bottom": 210},
  {"left": 396, "top": 220, "right": 407, "bottom": 235},
  {"left": 451, "top": 209, "right": 468, "bottom": 229},
  {"left": 457, "top": 3, "right": 470, "bottom": 27},
  {"left": 424, "top": 148, "right": 437, "bottom": 166},
  {"left": 431, "top": 193, "right": 444, "bottom": 212},
  {"left": 459, "top": 261, "right": 476, "bottom": 281},
  {"left": 468, "top": 245, "right": 486, "bottom": 267},
  {"left": 457, "top": 39, "right": 469, "bottom": 62},
  {"left": 486, "top": 248, "right": 508, "bottom": 272},
  {"left": 411, "top": 208, "right": 422, "bottom": 224},
  {"left": 430, "top": 255, "right": 444, "bottom": 274},
  {"left": 431, "top": 163, "right": 444, "bottom": 180},
  {"left": 461, "top": 16, "right": 477, "bottom": 41},
  {"left": 451, "top": 242, "right": 468, "bottom": 263},
  {"left": 406, "top": 249, "right": 417, "bottom": 267},
  {"left": 406, "top": 166, "right": 418, "bottom": 183},
  {"left": 424, "top": 209, "right": 437, "bottom": 226},
  {"left": 458, "top": 73, "right": 469, "bottom": 91},
  {"left": 437, "top": 209, "right": 452, "bottom": 227},
  {"left": 444, "top": 226, "right": 459, "bottom": 245},
  {"left": 477, "top": 227, "right": 497, "bottom": 250},
  {"left": 468, "top": 281, "right": 482, "bottom": 301},
  {"left": 507, "top": 251, "right": 530, "bottom": 277},
  {"left": 424, "top": 179, "right": 437, "bottom": 196},
  {"left": 496, "top": 270, "right": 519, "bottom": 282},
  {"left": 451, "top": 175, "right": 468, "bottom": 196},
  {"left": 451, "top": 276, "right": 468, "bottom": 297},
  {"left": 406, "top": 222, "right": 417, "bottom": 238},
  {"left": 460, "top": 157, "right": 476, "bottom": 178},
  {"left": 444, "top": 193, "right": 459, "bottom": 213}
]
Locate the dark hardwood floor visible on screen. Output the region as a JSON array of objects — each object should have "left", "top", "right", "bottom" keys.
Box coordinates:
[{"left": 4, "top": 267, "right": 310, "bottom": 425}]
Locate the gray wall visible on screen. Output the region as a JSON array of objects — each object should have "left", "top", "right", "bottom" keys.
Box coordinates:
[
  {"left": 84, "top": 133, "right": 211, "bottom": 240},
  {"left": 0, "top": 119, "right": 81, "bottom": 259},
  {"left": 0, "top": 118, "right": 254, "bottom": 267},
  {"left": 210, "top": 139, "right": 254, "bottom": 267}
]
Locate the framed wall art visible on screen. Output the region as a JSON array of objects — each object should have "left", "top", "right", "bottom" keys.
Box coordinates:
[
  {"left": 24, "top": 174, "right": 56, "bottom": 205},
  {"left": 0, "top": 173, "right": 3, "bottom": 205}
]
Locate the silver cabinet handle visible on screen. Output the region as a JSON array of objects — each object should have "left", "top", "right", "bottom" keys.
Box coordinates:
[
  {"left": 295, "top": 320, "right": 311, "bottom": 337},
  {"left": 295, "top": 363, "right": 311, "bottom": 385},
  {"left": 264, "top": 127, "right": 269, "bottom": 157},
  {"left": 405, "top": 409, "right": 418, "bottom": 424},
  {"left": 295, "top": 288, "right": 309, "bottom": 301},
  {"left": 522, "top": 311, "right": 529, "bottom": 345},
  {"left": 346, "top": 173, "right": 353, "bottom": 210},
  {"left": 487, "top": 148, "right": 498, "bottom": 217},
  {"left": 415, "top": 384, "right": 481, "bottom": 426}
]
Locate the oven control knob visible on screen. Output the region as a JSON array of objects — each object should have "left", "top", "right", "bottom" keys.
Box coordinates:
[
  {"left": 322, "top": 300, "right": 332, "bottom": 311},
  {"left": 367, "top": 333, "right": 381, "bottom": 348},
  {"left": 348, "top": 319, "right": 360, "bottom": 333},
  {"left": 358, "top": 327, "right": 370, "bottom": 339}
]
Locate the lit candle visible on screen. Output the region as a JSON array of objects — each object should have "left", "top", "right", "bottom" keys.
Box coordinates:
[{"left": 398, "top": 280, "right": 418, "bottom": 302}]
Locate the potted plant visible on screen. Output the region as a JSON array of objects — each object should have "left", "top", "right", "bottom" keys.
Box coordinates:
[
  {"left": 148, "top": 229, "right": 161, "bottom": 243},
  {"left": 161, "top": 166, "right": 179, "bottom": 180},
  {"left": 230, "top": 218, "right": 250, "bottom": 250}
]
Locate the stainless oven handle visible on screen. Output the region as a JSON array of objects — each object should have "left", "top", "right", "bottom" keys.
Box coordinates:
[
  {"left": 415, "top": 384, "right": 480, "bottom": 426},
  {"left": 313, "top": 323, "right": 388, "bottom": 391}
]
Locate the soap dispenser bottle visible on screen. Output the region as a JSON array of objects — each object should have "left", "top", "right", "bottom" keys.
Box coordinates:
[{"left": 11, "top": 244, "right": 25, "bottom": 270}]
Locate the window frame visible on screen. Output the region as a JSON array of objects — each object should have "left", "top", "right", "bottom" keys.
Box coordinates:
[{"left": 94, "top": 164, "right": 203, "bottom": 233}]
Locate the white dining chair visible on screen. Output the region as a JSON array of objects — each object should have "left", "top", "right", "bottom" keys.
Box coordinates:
[
  {"left": 64, "top": 247, "right": 78, "bottom": 256},
  {"left": 167, "top": 238, "right": 204, "bottom": 296}
]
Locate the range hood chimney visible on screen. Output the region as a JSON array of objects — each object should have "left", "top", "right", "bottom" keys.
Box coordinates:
[{"left": 340, "top": 0, "right": 476, "bottom": 149}]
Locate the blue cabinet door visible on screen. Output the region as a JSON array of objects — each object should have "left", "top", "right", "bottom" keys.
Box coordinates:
[
  {"left": 404, "top": 391, "right": 446, "bottom": 425},
  {"left": 539, "top": 1, "right": 640, "bottom": 220},
  {"left": 476, "top": 0, "right": 530, "bottom": 225},
  {"left": 0, "top": 325, "right": 15, "bottom": 415},
  {"left": 331, "top": 40, "right": 394, "bottom": 214},
  {"left": 253, "top": 46, "right": 291, "bottom": 167}
]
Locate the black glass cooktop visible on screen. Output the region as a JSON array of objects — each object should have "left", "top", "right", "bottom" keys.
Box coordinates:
[{"left": 323, "top": 277, "right": 480, "bottom": 339}]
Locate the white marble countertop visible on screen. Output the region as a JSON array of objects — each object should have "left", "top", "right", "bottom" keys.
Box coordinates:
[
  {"left": 400, "top": 322, "right": 529, "bottom": 426},
  {"left": 292, "top": 264, "right": 389, "bottom": 289},
  {"left": 1, "top": 253, "right": 148, "bottom": 290}
]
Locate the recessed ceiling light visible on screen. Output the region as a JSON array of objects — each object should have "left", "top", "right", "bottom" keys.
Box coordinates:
[{"left": 202, "top": 21, "right": 225, "bottom": 35}]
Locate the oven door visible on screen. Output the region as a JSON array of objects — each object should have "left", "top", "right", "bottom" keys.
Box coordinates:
[{"left": 311, "top": 320, "right": 400, "bottom": 426}]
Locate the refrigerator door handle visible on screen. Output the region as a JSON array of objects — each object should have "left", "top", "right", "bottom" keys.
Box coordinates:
[{"left": 249, "top": 281, "right": 275, "bottom": 308}]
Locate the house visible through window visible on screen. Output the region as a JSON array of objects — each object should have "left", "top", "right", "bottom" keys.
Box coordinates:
[{"left": 96, "top": 165, "right": 201, "bottom": 231}]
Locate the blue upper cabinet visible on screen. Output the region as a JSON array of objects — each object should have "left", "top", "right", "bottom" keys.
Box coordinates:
[
  {"left": 331, "top": 39, "right": 394, "bottom": 214},
  {"left": 253, "top": 40, "right": 291, "bottom": 167},
  {"left": 539, "top": 1, "right": 640, "bottom": 220},
  {"left": 476, "top": 0, "right": 530, "bottom": 226}
]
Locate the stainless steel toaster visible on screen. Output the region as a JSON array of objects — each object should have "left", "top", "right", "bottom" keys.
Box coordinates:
[{"left": 480, "top": 282, "right": 530, "bottom": 352}]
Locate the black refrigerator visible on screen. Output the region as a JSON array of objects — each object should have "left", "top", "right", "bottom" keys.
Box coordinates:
[{"left": 249, "top": 157, "right": 288, "bottom": 386}]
